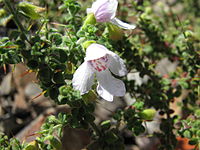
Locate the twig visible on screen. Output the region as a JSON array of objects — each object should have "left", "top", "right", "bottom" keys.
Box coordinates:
[
  {"left": 89, "top": 122, "right": 102, "bottom": 136},
  {"left": 4, "top": 0, "right": 31, "bottom": 44}
]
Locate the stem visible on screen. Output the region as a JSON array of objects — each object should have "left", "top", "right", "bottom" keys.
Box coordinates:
[
  {"left": 164, "top": 97, "right": 176, "bottom": 149},
  {"left": 89, "top": 122, "right": 101, "bottom": 136},
  {"left": 36, "top": 20, "right": 46, "bottom": 34},
  {"left": 144, "top": 121, "right": 148, "bottom": 134},
  {"left": 3, "top": 0, "right": 30, "bottom": 44},
  {"left": 176, "top": 16, "right": 194, "bottom": 51},
  {"left": 166, "top": 111, "right": 172, "bottom": 147},
  {"left": 166, "top": 0, "right": 178, "bottom": 29}
]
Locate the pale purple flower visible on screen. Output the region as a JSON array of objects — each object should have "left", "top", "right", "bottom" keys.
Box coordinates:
[
  {"left": 87, "top": 0, "right": 136, "bottom": 29},
  {"left": 72, "top": 43, "right": 127, "bottom": 102}
]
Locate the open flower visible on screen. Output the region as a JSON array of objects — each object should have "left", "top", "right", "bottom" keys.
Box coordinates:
[
  {"left": 72, "top": 43, "right": 127, "bottom": 102},
  {"left": 86, "top": 0, "right": 135, "bottom": 29}
]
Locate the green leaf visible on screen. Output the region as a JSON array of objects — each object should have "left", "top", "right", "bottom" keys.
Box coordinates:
[
  {"left": 183, "top": 130, "right": 192, "bottom": 138},
  {"left": 50, "top": 137, "right": 62, "bottom": 150},
  {"left": 48, "top": 87, "right": 59, "bottom": 100},
  {"left": 84, "top": 113, "right": 95, "bottom": 123},
  {"left": 188, "top": 138, "right": 198, "bottom": 145},
  {"left": 100, "top": 120, "right": 111, "bottom": 130},
  {"left": 178, "top": 80, "right": 189, "bottom": 89},
  {"left": 105, "top": 132, "right": 118, "bottom": 144},
  {"left": 50, "top": 33, "right": 63, "bottom": 46},
  {"left": 52, "top": 72, "right": 64, "bottom": 84},
  {"left": 133, "top": 101, "right": 144, "bottom": 110},
  {"left": 195, "top": 109, "right": 200, "bottom": 118},
  {"left": 27, "top": 59, "right": 39, "bottom": 69},
  {"left": 24, "top": 141, "right": 38, "bottom": 150}
]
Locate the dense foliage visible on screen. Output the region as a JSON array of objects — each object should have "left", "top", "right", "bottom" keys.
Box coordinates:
[{"left": 0, "top": 0, "right": 199, "bottom": 149}]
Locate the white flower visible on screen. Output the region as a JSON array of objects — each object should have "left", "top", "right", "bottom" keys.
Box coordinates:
[
  {"left": 87, "top": 0, "right": 136, "bottom": 30},
  {"left": 72, "top": 43, "right": 127, "bottom": 102}
]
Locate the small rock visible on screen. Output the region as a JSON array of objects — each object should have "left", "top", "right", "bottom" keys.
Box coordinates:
[{"left": 24, "top": 83, "right": 42, "bottom": 98}]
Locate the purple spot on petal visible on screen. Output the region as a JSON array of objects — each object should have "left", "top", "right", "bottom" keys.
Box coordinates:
[{"left": 88, "top": 55, "right": 109, "bottom": 72}]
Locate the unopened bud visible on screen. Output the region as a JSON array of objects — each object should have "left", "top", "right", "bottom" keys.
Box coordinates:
[
  {"left": 0, "top": 9, "right": 6, "bottom": 17},
  {"left": 18, "top": 2, "right": 45, "bottom": 20},
  {"left": 82, "top": 13, "right": 96, "bottom": 29},
  {"left": 107, "top": 23, "right": 123, "bottom": 41},
  {"left": 139, "top": 109, "right": 156, "bottom": 121}
]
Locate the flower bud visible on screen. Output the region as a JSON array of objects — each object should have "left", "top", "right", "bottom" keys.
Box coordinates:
[
  {"left": 107, "top": 23, "right": 123, "bottom": 41},
  {"left": 82, "top": 13, "right": 96, "bottom": 29},
  {"left": 18, "top": 2, "right": 45, "bottom": 20},
  {"left": 139, "top": 109, "right": 156, "bottom": 121},
  {"left": 0, "top": 9, "right": 6, "bottom": 17}
]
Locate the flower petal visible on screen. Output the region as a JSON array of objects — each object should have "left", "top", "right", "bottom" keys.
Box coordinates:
[
  {"left": 96, "top": 84, "right": 114, "bottom": 101},
  {"left": 88, "top": 0, "right": 108, "bottom": 13},
  {"left": 96, "top": 70, "right": 126, "bottom": 101},
  {"left": 110, "top": 17, "right": 136, "bottom": 29},
  {"left": 72, "top": 62, "right": 94, "bottom": 94},
  {"left": 107, "top": 51, "right": 127, "bottom": 76},
  {"left": 86, "top": 8, "right": 93, "bottom": 14},
  {"left": 85, "top": 43, "right": 108, "bottom": 61},
  {"left": 109, "top": 0, "right": 118, "bottom": 19},
  {"left": 88, "top": 0, "right": 118, "bottom": 22}
]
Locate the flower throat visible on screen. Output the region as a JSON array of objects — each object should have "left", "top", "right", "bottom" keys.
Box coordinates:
[{"left": 89, "top": 55, "right": 109, "bottom": 72}]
